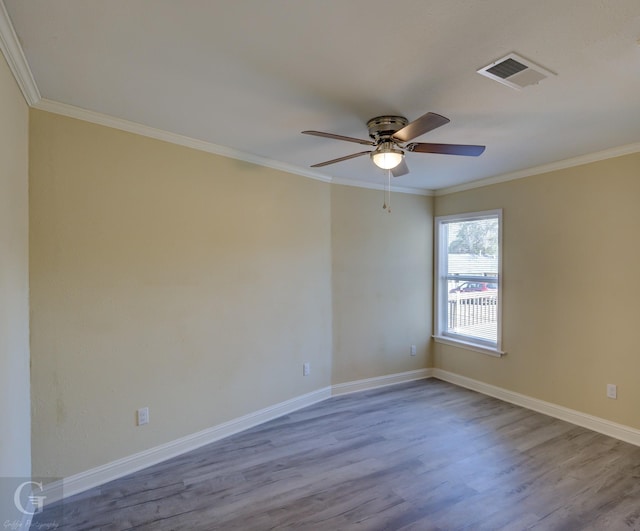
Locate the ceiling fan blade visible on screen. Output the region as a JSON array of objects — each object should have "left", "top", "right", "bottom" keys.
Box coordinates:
[
  {"left": 302, "top": 130, "right": 374, "bottom": 146},
  {"left": 310, "top": 150, "right": 372, "bottom": 167},
  {"left": 407, "top": 142, "right": 486, "bottom": 156},
  {"left": 392, "top": 112, "right": 450, "bottom": 142},
  {"left": 391, "top": 159, "right": 409, "bottom": 177}
]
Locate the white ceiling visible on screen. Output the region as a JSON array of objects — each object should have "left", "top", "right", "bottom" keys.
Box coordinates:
[{"left": 3, "top": 0, "right": 640, "bottom": 191}]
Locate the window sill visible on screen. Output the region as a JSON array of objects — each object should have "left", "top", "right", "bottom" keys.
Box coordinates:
[{"left": 432, "top": 335, "right": 506, "bottom": 358}]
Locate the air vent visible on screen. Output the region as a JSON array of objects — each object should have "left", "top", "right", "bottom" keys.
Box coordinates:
[{"left": 477, "top": 53, "right": 555, "bottom": 90}]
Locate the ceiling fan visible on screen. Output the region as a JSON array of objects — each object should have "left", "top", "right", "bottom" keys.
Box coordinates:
[{"left": 302, "top": 112, "right": 485, "bottom": 176}]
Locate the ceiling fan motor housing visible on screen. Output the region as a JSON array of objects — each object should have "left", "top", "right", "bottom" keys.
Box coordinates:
[{"left": 367, "top": 116, "right": 408, "bottom": 142}]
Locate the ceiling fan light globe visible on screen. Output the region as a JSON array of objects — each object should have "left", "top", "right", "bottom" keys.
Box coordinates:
[{"left": 371, "top": 150, "right": 403, "bottom": 170}]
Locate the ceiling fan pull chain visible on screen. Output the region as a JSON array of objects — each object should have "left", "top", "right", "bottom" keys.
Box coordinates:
[
  {"left": 387, "top": 169, "right": 392, "bottom": 213},
  {"left": 382, "top": 169, "right": 388, "bottom": 210}
]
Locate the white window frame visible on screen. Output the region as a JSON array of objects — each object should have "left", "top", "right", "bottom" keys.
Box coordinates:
[{"left": 433, "top": 209, "right": 505, "bottom": 357}]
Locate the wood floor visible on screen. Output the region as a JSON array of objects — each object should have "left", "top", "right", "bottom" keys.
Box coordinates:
[{"left": 35, "top": 378, "right": 640, "bottom": 530}]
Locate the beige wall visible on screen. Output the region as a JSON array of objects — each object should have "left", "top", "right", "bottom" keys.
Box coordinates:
[
  {"left": 23, "top": 99, "right": 640, "bottom": 483},
  {"left": 25, "top": 101, "right": 640, "bottom": 484},
  {"left": 434, "top": 152, "right": 640, "bottom": 428},
  {"left": 0, "top": 52, "right": 30, "bottom": 519},
  {"left": 29, "top": 110, "right": 333, "bottom": 478},
  {"left": 331, "top": 185, "right": 433, "bottom": 383},
  {"left": 29, "top": 109, "right": 436, "bottom": 479}
]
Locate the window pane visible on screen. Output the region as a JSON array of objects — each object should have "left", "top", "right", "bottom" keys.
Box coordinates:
[{"left": 445, "top": 218, "right": 499, "bottom": 344}]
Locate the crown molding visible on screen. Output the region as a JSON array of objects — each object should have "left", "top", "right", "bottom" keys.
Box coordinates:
[
  {"left": 0, "top": 0, "right": 40, "bottom": 105},
  {"left": 35, "top": 99, "right": 335, "bottom": 183},
  {"left": 1, "top": 0, "right": 637, "bottom": 198},
  {"left": 0, "top": 3, "right": 430, "bottom": 196},
  {"left": 332, "top": 176, "right": 435, "bottom": 196},
  {"left": 436, "top": 142, "right": 640, "bottom": 196},
  {"left": 23, "top": 101, "right": 640, "bottom": 202},
  {"left": 35, "top": 99, "right": 436, "bottom": 195}
]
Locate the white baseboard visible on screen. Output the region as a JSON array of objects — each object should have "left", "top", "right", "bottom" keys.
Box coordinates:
[
  {"left": 42, "top": 386, "right": 331, "bottom": 504},
  {"left": 44, "top": 366, "right": 639, "bottom": 506},
  {"left": 42, "top": 369, "right": 432, "bottom": 503},
  {"left": 432, "top": 369, "right": 640, "bottom": 447},
  {"left": 331, "top": 368, "right": 433, "bottom": 396}
]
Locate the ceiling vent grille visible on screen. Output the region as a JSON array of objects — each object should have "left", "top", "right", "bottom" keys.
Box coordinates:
[{"left": 477, "top": 53, "right": 555, "bottom": 90}]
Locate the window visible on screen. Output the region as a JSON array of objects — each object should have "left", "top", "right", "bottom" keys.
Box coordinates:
[{"left": 434, "top": 210, "right": 503, "bottom": 356}]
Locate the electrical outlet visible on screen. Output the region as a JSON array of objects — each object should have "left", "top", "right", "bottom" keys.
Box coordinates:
[
  {"left": 137, "top": 407, "right": 149, "bottom": 426},
  {"left": 606, "top": 384, "right": 617, "bottom": 400},
  {"left": 410, "top": 345, "right": 417, "bottom": 356},
  {"left": 303, "top": 362, "right": 310, "bottom": 376}
]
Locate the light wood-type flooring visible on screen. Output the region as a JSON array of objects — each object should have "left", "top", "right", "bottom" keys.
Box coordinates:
[{"left": 35, "top": 378, "right": 640, "bottom": 530}]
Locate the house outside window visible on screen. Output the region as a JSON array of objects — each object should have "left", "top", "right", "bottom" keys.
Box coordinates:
[{"left": 434, "top": 210, "right": 504, "bottom": 356}]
